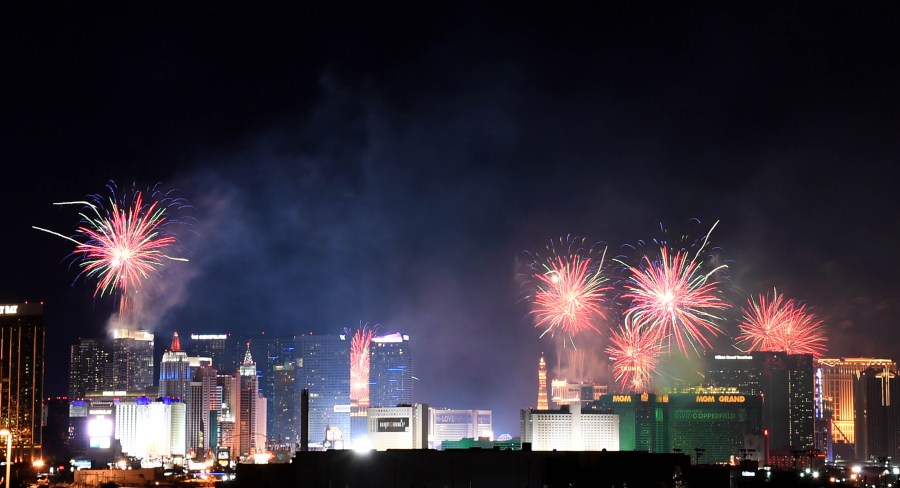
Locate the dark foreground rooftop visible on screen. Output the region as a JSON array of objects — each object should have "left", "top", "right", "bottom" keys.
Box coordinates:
[{"left": 237, "top": 449, "right": 691, "bottom": 488}]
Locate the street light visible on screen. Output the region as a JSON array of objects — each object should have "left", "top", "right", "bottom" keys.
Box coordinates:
[{"left": 0, "top": 428, "right": 11, "bottom": 488}]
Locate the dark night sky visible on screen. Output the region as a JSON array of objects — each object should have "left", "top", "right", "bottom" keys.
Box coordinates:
[{"left": 3, "top": 3, "right": 900, "bottom": 435}]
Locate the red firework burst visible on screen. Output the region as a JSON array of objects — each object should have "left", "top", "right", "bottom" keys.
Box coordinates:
[
  {"left": 621, "top": 246, "right": 729, "bottom": 354},
  {"left": 530, "top": 251, "right": 610, "bottom": 342},
  {"left": 606, "top": 321, "right": 664, "bottom": 392},
  {"left": 737, "top": 290, "right": 827, "bottom": 357},
  {"left": 350, "top": 325, "right": 377, "bottom": 406}
]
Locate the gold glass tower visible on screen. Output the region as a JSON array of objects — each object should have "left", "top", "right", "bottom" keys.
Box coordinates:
[
  {"left": 818, "top": 357, "right": 895, "bottom": 445},
  {"left": 0, "top": 303, "right": 45, "bottom": 462}
]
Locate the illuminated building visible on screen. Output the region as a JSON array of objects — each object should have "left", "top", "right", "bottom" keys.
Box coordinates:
[
  {"left": 115, "top": 397, "right": 186, "bottom": 460},
  {"left": 369, "top": 332, "right": 412, "bottom": 407},
  {"left": 69, "top": 338, "right": 109, "bottom": 398},
  {"left": 588, "top": 391, "right": 763, "bottom": 463},
  {"left": 367, "top": 404, "right": 429, "bottom": 450},
  {"left": 521, "top": 402, "right": 619, "bottom": 452},
  {"left": 429, "top": 408, "right": 492, "bottom": 447},
  {"left": 817, "top": 357, "right": 895, "bottom": 455},
  {"left": 854, "top": 366, "right": 900, "bottom": 461},
  {"left": 550, "top": 379, "right": 604, "bottom": 408},
  {"left": 236, "top": 345, "right": 266, "bottom": 457},
  {"left": 107, "top": 329, "right": 155, "bottom": 393},
  {"left": 187, "top": 364, "right": 220, "bottom": 459},
  {"left": 159, "top": 332, "right": 191, "bottom": 399},
  {"left": 295, "top": 334, "right": 350, "bottom": 449},
  {"left": 0, "top": 302, "right": 45, "bottom": 462},
  {"left": 705, "top": 352, "right": 814, "bottom": 453},
  {"left": 537, "top": 354, "right": 548, "bottom": 410}
]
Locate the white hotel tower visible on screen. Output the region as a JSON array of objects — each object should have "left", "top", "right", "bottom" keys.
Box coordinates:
[{"left": 521, "top": 402, "right": 619, "bottom": 452}]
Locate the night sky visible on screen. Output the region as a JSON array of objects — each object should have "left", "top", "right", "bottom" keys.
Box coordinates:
[{"left": 4, "top": 3, "right": 900, "bottom": 436}]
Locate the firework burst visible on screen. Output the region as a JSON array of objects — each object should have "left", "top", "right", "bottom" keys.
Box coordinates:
[
  {"left": 348, "top": 323, "right": 378, "bottom": 407},
  {"left": 619, "top": 223, "right": 729, "bottom": 355},
  {"left": 526, "top": 237, "right": 611, "bottom": 347},
  {"left": 737, "top": 290, "right": 827, "bottom": 357},
  {"left": 34, "top": 182, "right": 188, "bottom": 312},
  {"left": 606, "top": 320, "right": 664, "bottom": 392}
]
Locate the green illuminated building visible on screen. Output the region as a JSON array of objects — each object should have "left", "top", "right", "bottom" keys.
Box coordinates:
[{"left": 587, "top": 391, "right": 762, "bottom": 463}]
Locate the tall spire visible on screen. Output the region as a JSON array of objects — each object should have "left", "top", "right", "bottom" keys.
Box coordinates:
[
  {"left": 171, "top": 331, "right": 181, "bottom": 351},
  {"left": 537, "top": 353, "right": 549, "bottom": 410},
  {"left": 239, "top": 342, "right": 256, "bottom": 377},
  {"left": 242, "top": 342, "right": 254, "bottom": 365}
]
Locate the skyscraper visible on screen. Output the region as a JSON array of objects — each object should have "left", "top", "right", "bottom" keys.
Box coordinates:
[
  {"left": 236, "top": 345, "right": 266, "bottom": 457},
  {"left": 705, "top": 352, "right": 814, "bottom": 453},
  {"left": 159, "top": 332, "right": 191, "bottom": 400},
  {"left": 295, "top": 334, "right": 350, "bottom": 448},
  {"left": 186, "top": 334, "right": 230, "bottom": 371},
  {"left": 69, "top": 338, "right": 110, "bottom": 399},
  {"left": 0, "top": 303, "right": 45, "bottom": 462},
  {"left": 817, "top": 357, "right": 895, "bottom": 454},
  {"left": 107, "top": 329, "right": 154, "bottom": 392},
  {"left": 854, "top": 366, "right": 900, "bottom": 461},
  {"left": 537, "top": 354, "right": 548, "bottom": 410},
  {"left": 270, "top": 361, "right": 297, "bottom": 446},
  {"left": 369, "top": 332, "right": 412, "bottom": 408}
]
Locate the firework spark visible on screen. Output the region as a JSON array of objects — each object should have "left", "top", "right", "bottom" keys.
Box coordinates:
[
  {"left": 34, "top": 183, "right": 187, "bottom": 312},
  {"left": 349, "top": 324, "right": 378, "bottom": 407},
  {"left": 737, "top": 290, "right": 827, "bottom": 357},
  {"left": 527, "top": 238, "right": 611, "bottom": 346},
  {"left": 607, "top": 320, "right": 664, "bottom": 392},
  {"left": 619, "top": 224, "right": 729, "bottom": 354}
]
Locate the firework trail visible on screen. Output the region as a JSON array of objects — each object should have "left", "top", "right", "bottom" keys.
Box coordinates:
[
  {"left": 737, "top": 289, "right": 827, "bottom": 357},
  {"left": 526, "top": 237, "right": 611, "bottom": 348},
  {"left": 34, "top": 183, "right": 188, "bottom": 314},
  {"left": 619, "top": 222, "right": 729, "bottom": 355},
  {"left": 606, "top": 320, "right": 664, "bottom": 392},
  {"left": 347, "top": 323, "right": 378, "bottom": 407}
]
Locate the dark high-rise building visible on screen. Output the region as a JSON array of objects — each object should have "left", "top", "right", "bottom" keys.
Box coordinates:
[
  {"left": 107, "top": 329, "right": 155, "bottom": 392},
  {"left": 295, "top": 334, "right": 350, "bottom": 448},
  {"left": 0, "top": 302, "right": 45, "bottom": 462},
  {"left": 369, "top": 332, "right": 412, "bottom": 407},
  {"left": 270, "top": 361, "right": 297, "bottom": 446},
  {"left": 69, "top": 338, "right": 110, "bottom": 398},
  {"left": 705, "top": 352, "right": 815, "bottom": 453},
  {"left": 854, "top": 366, "right": 900, "bottom": 461},
  {"left": 185, "top": 334, "right": 230, "bottom": 372}
]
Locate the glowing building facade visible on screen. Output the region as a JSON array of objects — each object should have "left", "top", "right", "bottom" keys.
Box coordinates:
[
  {"left": 537, "top": 354, "right": 548, "bottom": 410},
  {"left": 295, "top": 334, "right": 350, "bottom": 448},
  {"left": 429, "top": 408, "right": 492, "bottom": 447},
  {"left": 817, "top": 357, "right": 895, "bottom": 452},
  {"left": 0, "top": 303, "right": 45, "bottom": 462},
  {"left": 115, "top": 397, "right": 186, "bottom": 460},
  {"left": 521, "top": 403, "right": 619, "bottom": 452}
]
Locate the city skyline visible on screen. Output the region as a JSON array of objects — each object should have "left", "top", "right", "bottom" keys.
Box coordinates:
[{"left": 4, "top": 3, "right": 900, "bottom": 437}]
